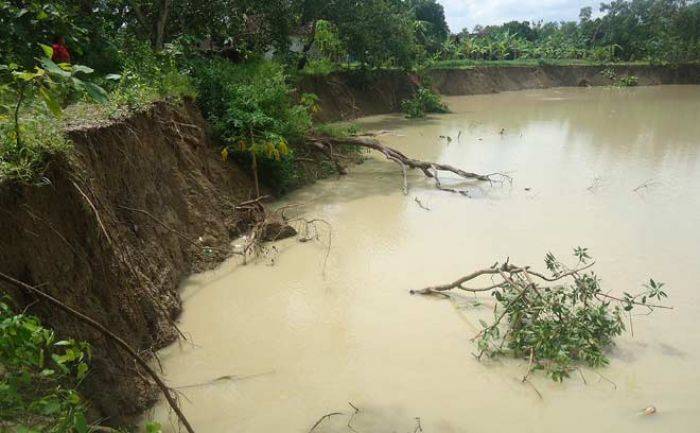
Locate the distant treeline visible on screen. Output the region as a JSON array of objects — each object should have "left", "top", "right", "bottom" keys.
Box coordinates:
[
  {"left": 450, "top": 1, "right": 700, "bottom": 63},
  {"left": 3, "top": 0, "right": 698, "bottom": 72}
]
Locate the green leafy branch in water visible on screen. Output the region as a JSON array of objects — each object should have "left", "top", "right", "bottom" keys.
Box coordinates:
[{"left": 412, "top": 248, "right": 670, "bottom": 382}]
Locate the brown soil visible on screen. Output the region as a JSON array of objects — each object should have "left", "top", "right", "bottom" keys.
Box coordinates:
[
  {"left": 0, "top": 100, "right": 253, "bottom": 424},
  {"left": 429, "top": 64, "right": 700, "bottom": 95},
  {"left": 300, "top": 64, "right": 700, "bottom": 122},
  {"left": 298, "top": 70, "right": 418, "bottom": 123}
]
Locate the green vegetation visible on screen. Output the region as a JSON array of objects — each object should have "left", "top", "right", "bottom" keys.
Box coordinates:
[
  {"left": 0, "top": 49, "right": 107, "bottom": 182},
  {"left": 401, "top": 86, "right": 449, "bottom": 118},
  {"left": 476, "top": 248, "right": 668, "bottom": 381},
  {"left": 616, "top": 74, "right": 640, "bottom": 87},
  {"left": 0, "top": 298, "right": 91, "bottom": 433},
  {"left": 441, "top": 1, "right": 700, "bottom": 65},
  {"left": 190, "top": 58, "right": 314, "bottom": 194},
  {"left": 415, "top": 248, "right": 670, "bottom": 382}
]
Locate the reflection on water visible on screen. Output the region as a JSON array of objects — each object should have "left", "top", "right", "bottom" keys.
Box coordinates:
[{"left": 148, "top": 86, "right": 700, "bottom": 433}]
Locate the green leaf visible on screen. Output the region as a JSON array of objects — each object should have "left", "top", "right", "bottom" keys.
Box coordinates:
[
  {"left": 12, "top": 71, "right": 39, "bottom": 81},
  {"left": 77, "top": 362, "right": 88, "bottom": 380},
  {"left": 72, "top": 65, "right": 94, "bottom": 75},
  {"left": 82, "top": 81, "right": 108, "bottom": 104},
  {"left": 105, "top": 73, "right": 122, "bottom": 81},
  {"left": 146, "top": 421, "right": 162, "bottom": 433},
  {"left": 39, "top": 43, "right": 53, "bottom": 58},
  {"left": 39, "top": 87, "right": 62, "bottom": 117},
  {"left": 40, "top": 58, "right": 70, "bottom": 78},
  {"left": 40, "top": 399, "right": 61, "bottom": 415},
  {"left": 73, "top": 412, "right": 89, "bottom": 433}
]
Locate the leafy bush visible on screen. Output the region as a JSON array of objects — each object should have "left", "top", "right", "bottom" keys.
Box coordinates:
[
  {"left": 401, "top": 86, "right": 448, "bottom": 118},
  {"left": 104, "top": 41, "right": 195, "bottom": 113},
  {"left": 0, "top": 298, "right": 91, "bottom": 433},
  {"left": 616, "top": 74, "right": 639, "bottom": 87},
  {"left": 1, "top": 51, "right": 107, "bottom": 183},
  {"left": 190, "top": 58, "right": 314, "bottom": 194},
  {"left": 0, "top": 111, "right": 70, "bottom": 182}
]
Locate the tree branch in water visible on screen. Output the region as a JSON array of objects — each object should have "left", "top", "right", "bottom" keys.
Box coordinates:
[
  {"left": 410, "top": 248, "right": 671, "bottom": 382},
  {"left": 309, "top": 135, "right": 510, "bottom": 194}
]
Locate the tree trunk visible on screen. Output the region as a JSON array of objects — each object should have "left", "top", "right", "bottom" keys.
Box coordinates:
[
  {"left": 155, "top": 0, "right": 172, "bottom": 50},
  {"left": 251, "top": 152, "right": 261, "bottom": 198},
  {"left": 297, "top": 21, "right": 317, "bottom": 70}
]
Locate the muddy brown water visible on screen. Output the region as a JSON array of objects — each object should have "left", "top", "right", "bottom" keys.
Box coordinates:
[{"left": 147, "top": 86, "right": 700, "bottom": 433}]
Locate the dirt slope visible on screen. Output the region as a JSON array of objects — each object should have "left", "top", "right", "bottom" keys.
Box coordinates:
[{"left": 0, "top": 100, "right": 253, "bottom": 423}]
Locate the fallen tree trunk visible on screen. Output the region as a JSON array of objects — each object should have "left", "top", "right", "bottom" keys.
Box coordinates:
[{"left": 309, "top": 135, "right": 507, "bottom": 194}]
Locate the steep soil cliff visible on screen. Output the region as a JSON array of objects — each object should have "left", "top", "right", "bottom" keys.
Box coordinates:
[
  {"left": 429, "top": 64, "right": 700, "bottom": 95},
  {"left": 300, "top": 64, "right": 700, "bottom": 122},
  {"left": 0, "top": 100, "right": 253, "bottom": 423}
]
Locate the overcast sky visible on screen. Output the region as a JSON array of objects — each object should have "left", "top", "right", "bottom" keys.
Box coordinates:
[{"left": 437, "top": 0, "right": 603, "bottom": 33}]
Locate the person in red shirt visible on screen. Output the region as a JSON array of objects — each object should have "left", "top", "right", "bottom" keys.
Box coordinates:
[{"left": 51, "top": 35, "right": 71, "bottom": 64}]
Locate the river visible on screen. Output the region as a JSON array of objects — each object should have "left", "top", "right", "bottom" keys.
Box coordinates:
[{"left": 148, "top": 85, "right": 700, "bottom": 433}]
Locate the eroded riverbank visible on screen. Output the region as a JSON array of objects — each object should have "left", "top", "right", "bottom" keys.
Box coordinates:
[
  {"left": 300, "top": 64, "right": 700, "bottom": 122},
  {"left": 147, "top": 86, "right": 700, "bottom": 433}
]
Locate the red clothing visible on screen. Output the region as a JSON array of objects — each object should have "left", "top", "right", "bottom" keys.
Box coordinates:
[{"left": 51, "top": 43, "right": 71, "bottom": 63}]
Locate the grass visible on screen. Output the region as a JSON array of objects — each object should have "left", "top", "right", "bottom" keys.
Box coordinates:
[{"left": 0, "top": 109, "right": 71, "bottom": 183}]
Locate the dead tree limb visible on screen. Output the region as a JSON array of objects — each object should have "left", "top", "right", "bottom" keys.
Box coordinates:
[
  {"left": 309, "top": 135, "right": 508, "bottom": 194},
  {"left": 0, "top": 272, "right": 196, "bottom": 433},
  {"left": 409, "top": 262, "right": 596, "bottom": 295}
]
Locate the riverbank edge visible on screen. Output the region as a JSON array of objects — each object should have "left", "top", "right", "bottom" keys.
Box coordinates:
[
  {"left": 0, "top": 99, "right": 260, "bottom": 423},
  {"left": 300, "top": 64, "right": 700, "bottom": 122}
]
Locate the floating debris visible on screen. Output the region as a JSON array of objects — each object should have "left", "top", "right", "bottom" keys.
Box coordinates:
[{"left": 641, "top": 405, "right": 657, "bottom": 416}]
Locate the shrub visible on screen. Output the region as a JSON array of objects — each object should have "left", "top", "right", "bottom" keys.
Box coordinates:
[
  {"left": 104, "top": 41, "right": 195, "bottom": 113},
  {"left": 401, "top": 86, "right": 448, "bottom": 118},
  {"left": 1, "top": 52, "right": 107, "bottom": 183},
  {"left": 190, "top": 58, "right": 314, "bottom": 194},
  {"left": 616, "top": 74, "right": 639, "bottom": 87},
  {"left": 0, "top": 298, "right": 91, "bottom": 433}
]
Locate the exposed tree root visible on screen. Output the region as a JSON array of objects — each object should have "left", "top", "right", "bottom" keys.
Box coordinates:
[
  {"left": 309, "top": 135, "right": 509, "bottom": 194},
  {"left": 0, "top": 272, "right": 196, "bottom": 433},
  {"left": 233, "top": 198, "right": 332, "bottom": 271}
]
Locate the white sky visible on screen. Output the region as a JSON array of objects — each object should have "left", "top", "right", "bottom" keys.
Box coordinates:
[{"left": 437, "top": 0, "right": 603, "bottom": 33}]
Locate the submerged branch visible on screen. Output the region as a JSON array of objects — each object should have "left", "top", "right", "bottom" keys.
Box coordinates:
[
  {"left": 410, "top": 249, "right": 671, "bottom": 383},
  {"left": 309, "top": 135, "right": 509, "bottom": 194}
]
